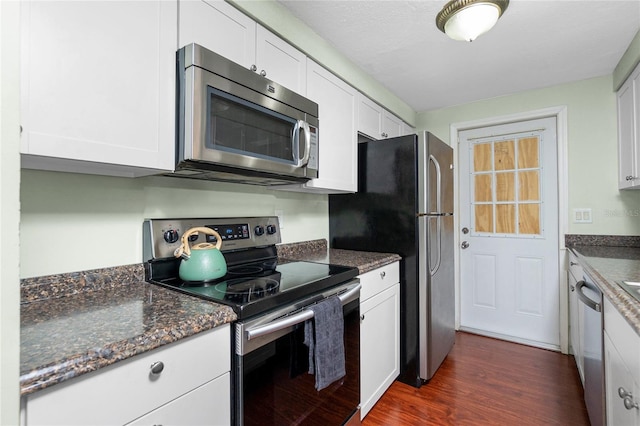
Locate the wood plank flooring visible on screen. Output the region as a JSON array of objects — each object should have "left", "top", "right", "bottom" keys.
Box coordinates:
[{"left": 362, "top": 332, "right": 590, "bottom": 425}]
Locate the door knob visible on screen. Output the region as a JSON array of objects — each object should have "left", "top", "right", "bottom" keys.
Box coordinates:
[
  {"left": 461, "top": 241, "right": 469, "bottom": 249},
  {"left": 462, "top": 227, "right": 469, "bottom": 234}
]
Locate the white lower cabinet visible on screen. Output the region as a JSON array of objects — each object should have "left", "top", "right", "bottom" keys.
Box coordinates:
[
  {"left": 22, "top": 325, "right": 230, "bottom": 426},
  {"left": 126, "top": 374, "right": 230, "bottom": 426},
  {"left": 359, "top": 262, "right": 400, "bottom": 419},
  {"left": 604, "top": 298, "right": 640, "bottom": 425}
]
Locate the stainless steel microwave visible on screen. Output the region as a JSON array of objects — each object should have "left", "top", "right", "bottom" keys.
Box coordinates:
[{"left": 173, "top": 43, "right": 319, "bottom": 186}]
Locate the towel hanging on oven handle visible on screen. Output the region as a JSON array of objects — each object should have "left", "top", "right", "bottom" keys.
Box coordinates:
[{"left": 245, "top": 283, "right": 361, "bottom": 341}]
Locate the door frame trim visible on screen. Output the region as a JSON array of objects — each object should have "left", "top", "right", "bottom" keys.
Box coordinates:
[{"left": 450, "top": 106, "right": 569, "bottom": 353}]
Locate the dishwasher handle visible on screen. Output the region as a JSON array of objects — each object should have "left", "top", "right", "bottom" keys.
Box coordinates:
[{"left": 576, "top": 280, "right": 601, "bottom": 312}]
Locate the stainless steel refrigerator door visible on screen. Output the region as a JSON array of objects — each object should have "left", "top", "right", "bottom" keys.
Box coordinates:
[{"left": 418, "top": 132, "right": 456, "bottom": 381}]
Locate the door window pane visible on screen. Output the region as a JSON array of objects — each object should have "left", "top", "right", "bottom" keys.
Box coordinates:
[
  {"left": 494, "top": 140, "right": 514, "bottom": 171},
  {"left": 471, "top": 136, "right": 542, "bottom": 237},
  {"left": 473, "top": 143, "right": 492, "bottom": 172},
  {"left": 496, "top": 204, "right": 516, "bottom": 234},
  {"left": 496, "top": 172, "right": 515, "bottom": 202},
  {"left": 475, "top": 205, "right": 493, "bottom": 233},
  {"left": 474, "top": 174, "right": 493, "bottom": 202},
  {"left": 519, "top": 204, "right": 541, "bottom": 235}
]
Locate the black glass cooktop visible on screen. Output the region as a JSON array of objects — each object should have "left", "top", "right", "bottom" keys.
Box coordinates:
[{"left": 147, "top": 259, "right": 358, "bottom": 320}]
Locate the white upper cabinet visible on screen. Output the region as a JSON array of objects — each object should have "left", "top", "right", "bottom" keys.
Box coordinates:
[
  {"left": 179, "top": 0, "right": 256, "bottom": 68},
  {"left": 20, "top": 0, "right": 177, "bottom": 176},
  {"left": 179, "top": 0, "right": 306, "bottom": 94},
  {"left": 357, "top": 92, "right": 407, "bottom": 140},
  {"left": 381, "top": 110, "right": 402, "bottom": 139},
  {"left": 617, "top": 61, "right": 640, "bottom": 189},
  {"left": 280, "top": 59, "right": 357, "bottom": 193},
  {"left": 254, "top": 25, "right": 307, "bottom": 95}
]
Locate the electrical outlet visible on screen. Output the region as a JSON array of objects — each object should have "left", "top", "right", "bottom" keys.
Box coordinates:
[
  {"left": 275, "top": 210, "right": 284, "bottom": 229},
  {"left": 573, "top": 208, "right": 592, "bottom": 224}
]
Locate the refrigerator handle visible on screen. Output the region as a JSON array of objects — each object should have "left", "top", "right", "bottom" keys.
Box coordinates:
[
  {"left": 428, "top": 154, "right": 442, "bottom": 276},
  {"left": 429, "top": 154, "right": 442, "bottom": 214}
]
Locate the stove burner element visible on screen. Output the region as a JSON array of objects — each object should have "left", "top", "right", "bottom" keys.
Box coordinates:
[
  {"left": 226, "top": 265, "right": 264, "bottom": 275},
  {"left": 218, "top": 277, "right": 280, "bottom": 304}
]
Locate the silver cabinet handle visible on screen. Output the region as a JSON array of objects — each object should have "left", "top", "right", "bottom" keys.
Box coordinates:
[
  {"left": 619, "top": 387, "right": 631, "bottom": 398},
  {"left": 570, "top": 261, "right": 578, "bottom": 266},
  {"left": 626, "top": 176, "right": 638, "bottom": 181},
  {"left": 462, "top": 227, "right": 469, "bottom": 234},
  {"left": 380, "top": 271, "right": 386, "bottom": 279},
  {"left": 260, "top": 70, "right": 267, "bottom": 77},
  {"left": 625, "top": 397, "right": 639, "bottom": 410},
  {"left": 250, "top": 64, "right": 257, "bottom": 72},
  {"left": 461, "top": 241, "right": 469, "bottom": 249},
  {"left": 150, "top": 361, "right": 164, "bottom": 376},
  {"left": 570, "top": 285, "right": 575, "bottom": 292}
]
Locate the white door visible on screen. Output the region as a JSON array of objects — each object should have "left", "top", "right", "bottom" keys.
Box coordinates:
[{"left": 459, "top": 117, "right": 559, "bottom": 349}]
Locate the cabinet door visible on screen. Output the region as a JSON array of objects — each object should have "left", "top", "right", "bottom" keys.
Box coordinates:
[
  {"left": 605, "top": 331, "right": 640, "bottom": 426},
  {"left": 125, "top": 373, "right": 230, "bottom": 426},
  {"left": 357, "top": 93, "right": 383, "bottom": 140},
  {"left": 303, "top": 59, "right": 358, "bottom": 193},
  {"left": 20, "top": 0, "right": 176, "bottom": 175},
  {"left": 360, "top": 283, "right": 400, "bottom": 419},
  {"left": 178, "top": 0, "right": 256, "bottom": 69},
  {"left": 24, "top": 326, "right": 230, "bottom": 426},
  {"left": 400, "top": 121, "right": 415, "bottom": 137},
  {"left": 618, "top": 63, "right": 640, "bottom": 189},
  {"left": 381, "top": 110, "right": 402, "bottom": 139},
  {"left": 255, "top": 24, "right": 306, "bottom": 95}
]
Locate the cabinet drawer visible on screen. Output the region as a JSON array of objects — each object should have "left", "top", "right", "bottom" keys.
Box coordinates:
[
  {"left": 359, "top": 262, "right": 400, "bottom": 302},
  {"left": 568, "top": 252, "right": 584, "bottom": 281},
  {"left": 126, "top": 373, "right": 230, "bottom": 426},
  {"left": 25, "top": 325, "right": 230, "bottom": 426}
]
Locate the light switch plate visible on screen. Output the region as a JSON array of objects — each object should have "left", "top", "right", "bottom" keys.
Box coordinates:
[{"left": 573, "top": 208, "right": 592, "bottom": 223}]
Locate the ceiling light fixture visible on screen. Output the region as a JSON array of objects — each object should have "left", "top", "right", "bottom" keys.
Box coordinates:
[{"left": 436, "top": 0, "right": 509, "bottom": 42}]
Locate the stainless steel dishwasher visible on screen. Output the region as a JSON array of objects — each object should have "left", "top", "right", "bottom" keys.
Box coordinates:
[{"left": 577, "top": 276, "right": 605, "bottom": 426}]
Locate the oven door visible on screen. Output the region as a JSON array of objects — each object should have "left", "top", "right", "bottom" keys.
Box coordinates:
[
  {"left": 182, "top": 63, "right": 319, "bottom": 179},
  {"left": 234, "top": 282, "right": 360, "bottom": 426}
]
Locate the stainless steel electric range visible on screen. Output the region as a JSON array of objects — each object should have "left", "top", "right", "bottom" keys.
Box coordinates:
[{"left": 143, "top": 217, "right": 362, "bottom": 426}]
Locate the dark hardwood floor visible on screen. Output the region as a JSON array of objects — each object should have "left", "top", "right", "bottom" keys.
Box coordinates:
[{"left": 362, "top": 332, "right": 590, "bottom": 425}]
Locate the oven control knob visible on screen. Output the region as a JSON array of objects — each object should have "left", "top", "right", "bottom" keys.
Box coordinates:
[
  {"left": 254, "top": 226, "right": 265, "bottom": 236},
  {"left": 163, "top": 229, "right": 179, "bottom": 244},
  {"left": 266, "top": 224, "right": 277, "bottom": 235}
]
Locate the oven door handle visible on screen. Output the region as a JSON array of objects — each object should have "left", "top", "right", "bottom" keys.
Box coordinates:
[{"left": 245, "top": 283, "right": 361, "bottom": 341}]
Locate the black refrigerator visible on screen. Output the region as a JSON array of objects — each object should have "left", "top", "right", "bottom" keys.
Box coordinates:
[{"left": 329, "top": 132, "right": 455, "bottom": 387}]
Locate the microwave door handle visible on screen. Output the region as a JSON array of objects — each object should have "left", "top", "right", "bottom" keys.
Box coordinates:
[{"left": 297, "top": 120, "right": 311, "bottom": 167}]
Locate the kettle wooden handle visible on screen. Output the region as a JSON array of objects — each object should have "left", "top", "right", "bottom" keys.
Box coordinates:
[{"left": 175, "top": 227, "right": 223, "bottom": 258}]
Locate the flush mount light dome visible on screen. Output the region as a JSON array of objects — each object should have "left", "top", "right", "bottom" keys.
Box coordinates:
[{"left": 436, "top": 0, "right": 509, "bottom": 42}]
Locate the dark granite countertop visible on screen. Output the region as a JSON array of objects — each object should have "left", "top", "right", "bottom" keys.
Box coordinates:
[
  {"left": 20, "top": 264, "right": 236, "bottom": 396},
  {"left": 21, "top": 240, "right": 397, "bottom": 397},
  {"left": 277, "top": 239, "right": 401, "bottom": 274},
  {"left": 568, "top": 244, "right": 640, "bottom": 336}
]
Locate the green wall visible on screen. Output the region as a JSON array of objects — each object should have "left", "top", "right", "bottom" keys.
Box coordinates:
[
  {"left": 416, "top": 75, "right": 640, "bottom": 235},
  {"left": 20, "top": 172, "right": 328, "bottom": 278}
]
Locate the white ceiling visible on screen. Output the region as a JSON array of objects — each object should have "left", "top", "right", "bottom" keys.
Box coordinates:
[{"left": 278, "top": 0, "right": 640, "bottom": 112}]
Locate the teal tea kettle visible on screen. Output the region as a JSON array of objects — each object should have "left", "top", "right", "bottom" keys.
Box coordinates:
[{"left": 174, "top": 227, "right": 227, "bottom": 282}]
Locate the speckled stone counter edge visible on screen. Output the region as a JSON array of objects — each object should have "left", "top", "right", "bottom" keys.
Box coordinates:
[
  {"left": 566, "top": 235, "right": 640, "bottom": 336},
  {"left": 20, "top": 264, "right": 235, "bottom": 396},
  {"left": 565, "top": 234, "right": 640, "bottom": 248},
  {"left": 568, "top": 248, "right": 640, "bottom": 336},
  {"left": 21, "top": 263, "right": 146, "bottom": 303},
  {"left": 277, "top": 239, "right": 402, "bottom": 274}
]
